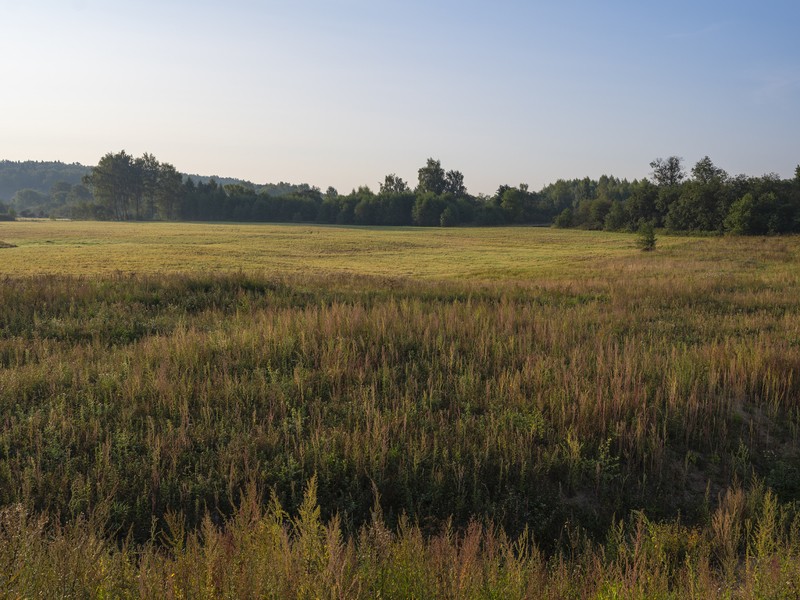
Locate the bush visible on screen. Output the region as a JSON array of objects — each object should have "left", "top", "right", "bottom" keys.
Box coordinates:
[
  {"left": 439, "top": 206, "right": 458, "bottom": 227},
  {"left": 554, "top": 208, "right": 573, "bottom": 228},
  {"left": 636, "top": 220, "right": 656, "bottom": 251}
]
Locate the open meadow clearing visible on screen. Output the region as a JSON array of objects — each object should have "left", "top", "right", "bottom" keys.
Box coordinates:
[
  {"left": 0, "top": 219, "right": 689, "bottom": 280},
  {"left": 1, "top": 221, "right": 800, "bottom": 597}
]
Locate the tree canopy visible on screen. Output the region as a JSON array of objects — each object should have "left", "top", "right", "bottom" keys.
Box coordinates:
[{"left": 4, "top": 153, "right": 799, "bottom": 234}]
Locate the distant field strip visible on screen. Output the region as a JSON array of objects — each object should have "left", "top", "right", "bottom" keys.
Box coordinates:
[{"left": 0, "top": 220, "right": 697, "bottom": 280}]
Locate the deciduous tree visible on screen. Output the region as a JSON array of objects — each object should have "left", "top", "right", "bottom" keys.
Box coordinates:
[
  {"left": 379, "top": 174, "right": 408, "bottom": 194},
  {"left": 417, "top": 158, "right": 447, "bottom": 195}
]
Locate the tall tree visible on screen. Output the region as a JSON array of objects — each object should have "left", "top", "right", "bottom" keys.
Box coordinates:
[
  {"left": 412, "top": 191, "right": 447, "bottom": 226},
  {"left": 83, "top": 150, "right": 140, "bottom": 220},
  {"left": 137, "top": 153, "right": 161, "bottom": 220},
  {"left": 650, "top": 156, "right": 685, "bottom": 187},
  {"left": 417, "top": 158, "right": 447, "bottom": 195},
  {"left": 650, "top": 156, "right": 685, "bottom": 221},
  {"left": 666, "top": 156, "right": 729, "bottom": 231},
  {"left": 500, "top": 186, "right": 536, "bottom": 223},
  {"left": 444, "top": 169, "right": 466, "bottom": 197},
  {"left": 625, "top": 179, "right": 658, "bottom": 226},
  {"left": 379, "top": 174, "right": 409, "bottom": 194},
  {"left": 155, "top": 162, "right": 183, "bottom": 220},
  {"left": 691, "top": 155, "right": 728, "bottom": 184}
]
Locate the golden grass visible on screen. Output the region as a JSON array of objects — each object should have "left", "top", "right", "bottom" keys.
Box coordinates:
[{"left": 0, "top": 220, "right": 702, "bottom": 280}]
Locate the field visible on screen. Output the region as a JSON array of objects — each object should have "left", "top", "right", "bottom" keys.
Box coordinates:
[
  {"left": 1, "top": 221, "right": 800, "bottom": 598},
  {"left": 0, "top": 220, "right": 675, "bottom": 279}
]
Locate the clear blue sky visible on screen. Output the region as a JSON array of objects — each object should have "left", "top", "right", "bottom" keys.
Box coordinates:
[{"left": 2, "top": 0, "right": 799, "bottom": 194}]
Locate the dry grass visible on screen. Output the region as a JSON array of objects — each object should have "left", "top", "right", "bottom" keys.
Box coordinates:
[
  {"left": 1, "top": 221, "right": 800, "bottom": 596},
  {"left": 0, "top": 220, "right": 696, "bottom": 279}
]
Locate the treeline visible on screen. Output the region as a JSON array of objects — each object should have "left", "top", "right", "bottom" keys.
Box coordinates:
[
  {"left": 6, "top": 152, "right": 800, "bottom": 233},
  {"left": 553, "top": 156, "right": 800, "bottom": 235},
  {"left": 0, "top": 160, "right": 89, "bottom": 200},
  {"left": 79, "top": 151, "right": 800, "bottom": 233},
  {"left": 0, "top": 159, "right": 311, "bottom": 219},
  {"left": 0, "top": 160, "right": 93, "bottom": 218},
  {"left": 77, "top": 152, "right": 566, "bottom": 226}
]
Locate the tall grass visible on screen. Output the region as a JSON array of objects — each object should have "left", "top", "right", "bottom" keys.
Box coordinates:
[
  {"left": 3, "top": 479, "right": 800, "bottom": 598},
  {"left": 0, "top": 227, "right": 799, "bottom": 594}
]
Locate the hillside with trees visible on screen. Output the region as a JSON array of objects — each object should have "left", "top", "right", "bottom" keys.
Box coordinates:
[
  {"left": 76, "top": 151, "right": 800, "bottom": 233},
  {"left": 552, "top": 156, "right": 800, "bottom": 236},
  {"left": 0, "top": 159, "right": 310, "bottom": 219},
  {"left": 0, "top": 160, "right": 91, "bottom": 218},
  {"left": 3, "top": 153, "right": 799, "bottom": 234}
]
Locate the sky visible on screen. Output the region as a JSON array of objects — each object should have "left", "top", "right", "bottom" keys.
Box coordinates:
[{"left": 2, "top": 0, "right": 799, "bottom": 195}]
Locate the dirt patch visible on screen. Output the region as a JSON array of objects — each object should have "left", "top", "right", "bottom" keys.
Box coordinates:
[{"left": 0, "top": 241, "right": 17, "bottom": 248}]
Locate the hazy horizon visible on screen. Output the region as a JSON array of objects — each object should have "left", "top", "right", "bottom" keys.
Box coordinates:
[{"left": 2, "top": 1, "right": 798, "bottom": 195}]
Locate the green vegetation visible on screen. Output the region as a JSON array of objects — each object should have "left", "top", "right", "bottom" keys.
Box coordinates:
[
  {"left": 0, "top": 160, "right": 90, "bottom": 202},
  {"left": 73, "top": 153, "right": 800, "bottom": 232},
  {"left": 635, "top": 220, "right": 656, "bottom": 251},
  {"left": 0, "top": 222, "right": 800, "bottom": 596},
  {"left": 0, "top": 159, "right": 311, "bottom": 220},
  {"left": 4, "top": 155, "right": 799, "bottom": 235},
  {"left": 0, "top": 198, "right": 15, "bottom": 221}
]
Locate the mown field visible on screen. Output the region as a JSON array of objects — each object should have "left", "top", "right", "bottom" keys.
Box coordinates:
[
  {"left": 1, "top": 221, "right": 800, "bottom": 598},
  {"left": 0, "top": 219, "right": 681, "bottom": 279}
]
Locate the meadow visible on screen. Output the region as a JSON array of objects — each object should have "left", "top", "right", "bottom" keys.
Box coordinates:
[{"left": 1, "top": 221, "right": 800, "bottom": 598}]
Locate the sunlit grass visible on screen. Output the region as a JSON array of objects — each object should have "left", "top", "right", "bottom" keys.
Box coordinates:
[{"left": 0, "top": 220, "right": 698, "bottom": 280}]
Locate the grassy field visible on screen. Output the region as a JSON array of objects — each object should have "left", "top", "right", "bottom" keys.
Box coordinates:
[
  {"left": 1, "top": 221, "right": 800, "bottom": 597},
  {"left": 0, "top": 219, "right": 694, "bottom": 279}
]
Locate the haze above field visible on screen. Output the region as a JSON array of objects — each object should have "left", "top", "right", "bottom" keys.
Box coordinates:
[{"left": 2, "top": 1, "right": 799, "bottom": 194}]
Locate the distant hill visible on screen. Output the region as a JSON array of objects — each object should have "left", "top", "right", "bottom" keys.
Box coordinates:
[
  {"left": 0, "top": 160, "right": 313, "bottom": 214},
  {"left": 184, "top": 173, "right": 314, "bottom": 197},
  {"left": 0, "top": 160, "right": 91, "bottom": 200}
]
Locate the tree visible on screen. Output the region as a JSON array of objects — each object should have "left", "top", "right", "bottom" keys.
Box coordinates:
[
  {"left": 155, "top": 163, "right": 183, "bottom": 220},
  {"left": 417, "top": 158, "right": 447, "bottom": 195},
  {"left": 691, "top": 155, "right": 727, "bottom": 185},
  {"left": 50, "top": 181, "right": 73, "bottom": 206},
  {"left": 589, "top": 198, "right": 613, "bottom": 229},
  {"left": 493, "top": 185, "right": 511, "bottom": 206},
  {"left": 378, "top": 191, "right": 415, "bottom": 226},
  {"left": 604, "top": 201, "right": 629, "bottom": 231},
  {"left": 66, "top": 184, "right": 93, "bottom": 204},
  {"left": 440, "top": 205, "right": 458, "bottom": 227},
  {"left": 725, "top": 191, "right": 791, "bottom": 235},
  {"left": 636, "top": 220, "right": 656, "bottom": 251},
  {"left": 136, "top": 153, "right": 161, "bottom": 220},
  {"left": 500, "top": 187, "right": 527, "bottom": 223},
  {"left": 664, "top": 157, "right": 731, "bottom": 232},
  {"left": 554, "top": 208, "right": 574, "bottom": 228},
  {"left": 650, "top": 156, "right": 685, "bottom": 187},
  {"left": 83, "top": 150, "right": 140, "bottom": 220},
  {"left": 12, "top": 189, "right": 50, "bottom": 211},
  {"left": 724, "top": 193, "right": 757, "bottom": 235},
  {"left": 444, "top": 169, "right": 466, "bottom": 197},
  {"left": 353, "top": 186, "right": 380, "bottom": 225},
  {"left": 500, "top": 186, "right": 539, "bottom": 224},
  {"left": 412, "top": 191, "right": 447, "bottom": 226},
  {"left": 379, "top": 174, "right": 408, "bottom": 194},
  {"left": 625, "top": 179, "right": 658, "bottom": 226},
  {"left": 650, "top": 157, "right": 685, "bottom": 219}
]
